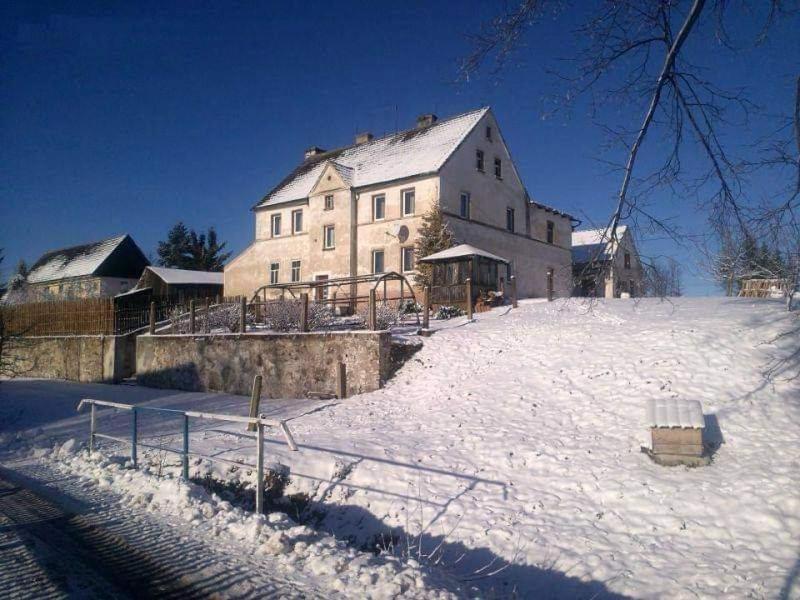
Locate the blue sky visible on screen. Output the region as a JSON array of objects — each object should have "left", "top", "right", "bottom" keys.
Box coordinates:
[{"left": 2, "top": 1, "right": 798, "bottom": 294}]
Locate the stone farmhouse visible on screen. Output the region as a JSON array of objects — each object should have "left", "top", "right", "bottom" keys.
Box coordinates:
[
  {"left": 571, "top": 226, "right": 644, "bottom": 297},
  {"left": 224, "top": 107, "right": 575, "bottom": 301},
  {"left": 21, "top": 234, "right": 150, "bottom": 302}
]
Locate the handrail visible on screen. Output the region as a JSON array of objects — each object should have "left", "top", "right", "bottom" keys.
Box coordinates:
[{"left": 76, "top": 398, "right": 299, "bottom": 514}]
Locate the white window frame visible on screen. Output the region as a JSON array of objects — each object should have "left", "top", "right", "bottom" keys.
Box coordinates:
[
  {"left": 291, "top": 259, "right": 301, "bottom": 282},
  {"left": 372, "top": 249, "right": 385, "bottom": 274},
  {"left": 401, "top": 246, "right": 415, "bottom": 272},
  {"left": 372, "top": 194, "right": 386, "bottom": 221},
  {"left": 291, "top": 209, "right": 303, "bottom": 234},
  {"left": 460, "top": 192, "right": 471, "bottom": 219},
  {"left": 269, "top": 262, "right": 280, "bottom": 284},
  {"left": 324, "top": 194, "right": 334, "bottom": 210},
  {"left": 271, "top": 214, "right": 281, "bottom": 237},
  {"left": 323, "top": 225, "right": 335, "bottom": 249},
  {"left": 401, "top": 188, "right": 415, "bottom": 217}
]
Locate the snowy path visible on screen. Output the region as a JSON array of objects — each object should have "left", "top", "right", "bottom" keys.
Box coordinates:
[{"left": 0, "top": 462, "right": 327, "bottom": 599}]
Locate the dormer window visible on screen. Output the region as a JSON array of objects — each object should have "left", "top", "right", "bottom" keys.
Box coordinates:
[{"left": 476, "top": 149, "right": 485, "bottom": 172}]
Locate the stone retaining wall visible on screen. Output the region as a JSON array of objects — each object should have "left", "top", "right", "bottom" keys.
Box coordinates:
[
  {"left": 136, "top": 331, "right": 392, "bottom": 398},
  {"left": 4, "top": 333, "right": 137, "bottom": 383}
]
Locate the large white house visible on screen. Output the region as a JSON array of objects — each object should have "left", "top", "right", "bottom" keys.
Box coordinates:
[{"left": 224, "top": 107, "right": 575, "bottom": 300}]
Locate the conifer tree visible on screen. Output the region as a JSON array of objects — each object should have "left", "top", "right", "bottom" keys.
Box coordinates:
[{"left": 413, "top": 201, "right": 455, "bottom": 288}]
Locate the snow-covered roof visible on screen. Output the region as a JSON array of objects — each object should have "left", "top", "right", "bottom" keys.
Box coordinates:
[
  {"left": 257, "top": 108, "right": 490, "bottom": 208},
  {"left": 646, "top": 398, "right": 705, "bottom": 429},
  {"left": 145, "top": 266, "right": 224, "bottom": 286},
  {"left": 27, "top": 234, "right": 134, "bottom": 284},
  {"left": 418, "top": 244, "right": 510, "bottom": 264},
  {"left": 571, "top": 226, "right": 628, "bottom": 264}
]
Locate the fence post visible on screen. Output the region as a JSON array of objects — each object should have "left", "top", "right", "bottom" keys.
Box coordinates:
[
  {"left": 239, "top": 296, "right": 247, "bottom": 333},
  {"left": 131, "top": 408, "right": 138, "bottom": 469},
  {"left": 190, "top": 299, "right": 196, "bottom": 334},
  {"left": 89, "top": 403, "right": 96, "bottom": 453},
  {"left": 247, "top": 374, "right": 263, "bottom": 432},
  {"left": 182, "top": 414, "right": 189, "bottom": 480},
  {"left": 510, "top": 275, "right": 518, "bottom": 308},
  {"left": 204, "top": 297, "right": 211, "bottom": 333},
  {"left": 256, "top": 419, "right": 265, "bottom": 515},
  {"left": 422, "top": 286, "right": 430, "bottom": 329},
  {"left": 299, "top": 293, "right": 309, "bottom": 332},
  {"left": 336, "top": 362, "right": 347, "bottom": 399},
  {"left": 369, "top": 289, "right": 377, "bottom": 330},
  {"left": 465, "top": 278, "right": 473, "bottom": 320},
  {"left": 148, "top": 302, "right": 156, "bottom": 335}
]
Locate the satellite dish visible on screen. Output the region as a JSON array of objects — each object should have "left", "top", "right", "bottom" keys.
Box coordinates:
[{"left": 389, "top": 224, "right": 409, "bottom": 243}]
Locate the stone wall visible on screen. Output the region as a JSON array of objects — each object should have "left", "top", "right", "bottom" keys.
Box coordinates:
[
  {"left": 136, "top": 331, "right": 391, "bottom": 398},
  {"left": 5, "top": 333, "right": 137, "bottom": 383}
]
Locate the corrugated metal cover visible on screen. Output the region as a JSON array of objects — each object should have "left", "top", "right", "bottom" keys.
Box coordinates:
[{"left": 646, "top": 398, "right": 705, "bottom": 429}]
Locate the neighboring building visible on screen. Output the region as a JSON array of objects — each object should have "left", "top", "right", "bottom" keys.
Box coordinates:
[
  {"left": 571, "top": 226, "right": 644, "bottom": 297},
  {"left": 225, "top": 107, "right": 575, "bottom": 300},
  {"left": 23, "top": 234, "right": 149, "bottom": 301},
  {"left": 122, "top": 266, "right": 224, "bottom": 301}
]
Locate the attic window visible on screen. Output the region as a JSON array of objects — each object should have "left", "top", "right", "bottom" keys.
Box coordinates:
[
  {"left": 546, "top": 221, "right": 555, "bottom": 244},
  {"left": 625, "top": 252, "right": 631, "bottom": 269},
  {"left": 271, "top": 214, "right": 282, "bottom": 237},
  {"left": 486, "top": 126, "right": 493, "bottom": 141},
  {"left": 494, "top": 158, "right": 502, "bottom": 179},
  {"left": 373, "top": 194, "right": 386, "bottom": 221},
  {"left": 476, "top": 150, "right": 485, "bottom": 172},
  {"left": 324, "top": 194, "right": 334, "bottom": 210}
]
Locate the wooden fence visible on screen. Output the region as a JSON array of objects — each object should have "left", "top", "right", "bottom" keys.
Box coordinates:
[
  {"left": 1, "top": 298, "right": 116, "bottom": 336},
  {"left": 0, "top": 295, "right": 227, "bottom": 337}
]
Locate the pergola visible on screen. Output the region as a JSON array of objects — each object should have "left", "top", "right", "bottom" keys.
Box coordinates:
[
  {"left": 419, "top": 244, "right": 510, "bottom": 305},
  {"left": 251, "top": 271, "right": 418, "bottom": 309}
]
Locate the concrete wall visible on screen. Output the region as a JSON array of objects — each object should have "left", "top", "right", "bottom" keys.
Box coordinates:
[
  {"left": 5, "top": 333, "right": 136, "bottom": 382},
  {"left": 136, "top": 331, "right": 391, "bottom": 398}
]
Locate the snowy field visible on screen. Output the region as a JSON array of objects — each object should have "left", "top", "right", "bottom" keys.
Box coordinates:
[{"left": 1, "top": 297, "right": 799, "bottom": 599}]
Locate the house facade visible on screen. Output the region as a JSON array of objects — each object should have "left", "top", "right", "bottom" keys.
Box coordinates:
[
  {"left": 224, "top": 108, "right": 574, "bottom": 301},
  {"left": 571, "top": 226, "right": 644, "bottom": 297},
  {"left": 21, "top": 234, "right": 150, "bottom": 302}
]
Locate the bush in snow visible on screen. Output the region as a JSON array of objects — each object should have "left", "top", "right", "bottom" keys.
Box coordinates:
[
  {"left": 435, "top": 305, "right": 465, "bottom": 320},
  {"left": 399, "top": 299, "right": 422, "bottom": 314},
  {"left": 262, "top": 299, "right": 334, "bottom": 332},
  {"left": 168, "top": 302, "right": 253, "bottom": 334},
  {"left": 356, "top": 302, "right": 402, "bottom": 330}
]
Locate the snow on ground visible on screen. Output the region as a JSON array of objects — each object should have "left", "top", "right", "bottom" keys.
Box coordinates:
[{"left": 2, "top": 297, "right": 799, "bottom": 599}]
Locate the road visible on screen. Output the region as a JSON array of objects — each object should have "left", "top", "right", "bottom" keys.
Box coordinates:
[{"left": 0, "top": 465, "right": 321, "bottom": 599}]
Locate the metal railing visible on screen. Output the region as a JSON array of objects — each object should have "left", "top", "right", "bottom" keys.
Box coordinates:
[{"left": 77, "top": 399, "right": 298, "bottom": 514}]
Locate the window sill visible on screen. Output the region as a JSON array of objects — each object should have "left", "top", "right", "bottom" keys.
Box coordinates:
[{"left": 323, "top": 246, "right": 335, "bottom": 251}]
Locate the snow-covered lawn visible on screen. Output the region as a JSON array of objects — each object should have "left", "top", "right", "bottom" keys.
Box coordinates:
[{"left": 2, "top": 297, "right": 799, "bottom": 598}]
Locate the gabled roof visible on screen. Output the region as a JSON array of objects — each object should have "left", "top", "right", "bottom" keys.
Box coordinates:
[
  {"left": 571, "top": 226, "right": 628, "bottom": 264},
  {"left": 145, "top": 266, "right": 224, "bottom": 286},
  {"left": 257, "top": 107, "right": 490, "bottom": 208},
  {"left": 27, "top": 234, "right": 149, "bottom": 284},
  {"left": 419, "top": 244, "right": 510, "bottom": 265}
]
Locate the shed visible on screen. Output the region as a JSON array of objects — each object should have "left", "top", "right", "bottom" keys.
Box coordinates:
[
  {"left": 130, "top": 266, "right": 224, "bottom": 301},
  {"left": 419, "top": 244, "right": 510, "bottom": 305},
  {"left": 646, "top": 398, "right": 707, "bottom": 466}
]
